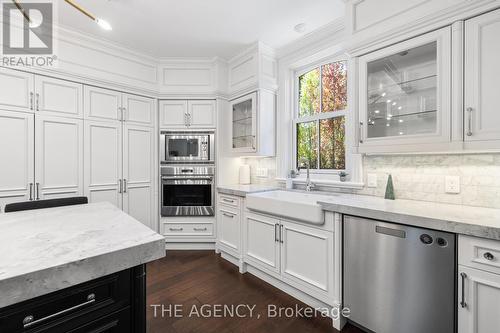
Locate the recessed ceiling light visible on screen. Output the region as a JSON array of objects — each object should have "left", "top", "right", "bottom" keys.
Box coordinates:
[{"left": 294, "top": 23, "right": 306, "bottom": 33}]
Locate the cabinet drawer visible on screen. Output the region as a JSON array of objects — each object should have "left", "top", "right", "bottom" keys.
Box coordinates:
[
  {"left": 164, "top": 223, "right": 214, "bottom": 237},
  {"left": 0, "top": 270, "right": 131, "bottom": 332},
  {"left": 459, "top": 235, "right": 500, "bottom": 275},
  {"left": 218, "top": 194, "right": 240, "bottom": 209}
]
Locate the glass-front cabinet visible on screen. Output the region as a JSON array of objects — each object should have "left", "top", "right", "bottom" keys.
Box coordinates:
[
  {"left": 358, "top": 27, "right": 452, "bottom": 152},
  {"left": 230, "top": 92, "right": 257, "bottom": 153}
]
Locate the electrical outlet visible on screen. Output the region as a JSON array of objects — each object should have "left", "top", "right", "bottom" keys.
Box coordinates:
[
  {"left": 367, "top": 174, "right": 378, "bottom": 188},
  {"left": 445, "top": 176, "right": 460, "bottom": 194},
  {"left": 256, "top": 168, "right": 268, "bottom": 178}
]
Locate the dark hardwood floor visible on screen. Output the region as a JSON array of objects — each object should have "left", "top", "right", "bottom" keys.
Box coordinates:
[{"left": 146, "top": 251, "right": 363, "bottom": 333}]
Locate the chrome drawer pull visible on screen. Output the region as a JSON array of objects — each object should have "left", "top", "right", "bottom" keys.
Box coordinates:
[
  {"left": 194, "top": 227, "right": 207, "bottom": 231},
  {"left": 460, "top": 272, "right": 467, "bottom": 308},
  {"left": 23, "top": 293, "right": 96, "bottom": 328},
  {"left": 222, "top": 199, "right": 234, "bottom": 203},
  {"left": 169, "top": 228, "right": 183, "bottom": 231},
  {"left": 484, "top": 252, "right": 495, "bottom": 261},
  {"left": 222, "top": 213, "right": 234, "bottom": 218}
]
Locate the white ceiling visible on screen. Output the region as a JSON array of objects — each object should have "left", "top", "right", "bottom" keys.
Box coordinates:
[{"left": 57, "top": 0, "right": 345, "bottom": 59}]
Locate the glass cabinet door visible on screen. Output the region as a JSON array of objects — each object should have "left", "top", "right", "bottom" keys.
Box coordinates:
[
  {"left": 231, "top": 92, "right": 257, "bottom": 152},
  {"left": 359, "top": 28, "right": 451, "bottom": 149}
]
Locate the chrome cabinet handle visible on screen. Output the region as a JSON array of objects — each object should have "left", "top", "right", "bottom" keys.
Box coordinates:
[
  {"left": 30, "top": 92, "right": 33, "bottom": 110},
  {"left": 184, "top": 113, "right": 189, "bottom": 126},
  {"left": 29, "top": 183, "right": 33, "bottom": 201},
  {"left": 484, "top": 252, "right": 495, "bottom": 261},
  {"left": 35, "top": 183, "right": 40, "bottom": 200},
  {"left": 359, "top": 122, "right": 364, "bottom": 144},
  {"left": 466, "top": 107, "right": 473, "bottom": 137},
  {"left": 118, "top": 179, "right": 122, "bottom": 193},
  {"left": 123, "top": 179, "right": 127, "bottom": 193},
  {"left": 169, "top": 228, "right": 183, "bottom": 231},
  {"left": 23, "top": 293, "right": 96, "bottom": 329},
  {"left": 222, "top": 212, "right": 234, "bottom": 218},
  {"left": 187, "top": 113, "right": 192, "bottom": 126},
  {"left": 36, "top": 93, "right": 40, "bottom": 111},
  {"left": 460, "top": 272, "right": 467, "bottom": 308},
  {"left": 122, "top": 107, "right": 127, "bottom": 122},
  {"left": 275, "top": 224, "right": 279, "bottom": 242},
  {"left": 194, "top": 227, "right": 207, "bottom": 231},
  {"left": 280, "top": 225, "right": 284, "bottom": 243}
]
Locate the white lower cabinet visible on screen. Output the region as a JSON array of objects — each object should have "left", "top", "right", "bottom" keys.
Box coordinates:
[
  {"left": 84, "top": 120, "right": 123, "bottom": 209},
  {"left": 458, "top": 265, "right": 500, "bottom": 333},
  {"left": 280, "top": 220, "right": 334, "bottom": 304},
  {"left": 35, "top": 115, "right": 83, "bottom": 200},
  {"left": 244, "top": 212, "right": 280, "bottom": 276},
  {"left": 0, "top": 110, "right": 34, "bottom": 211},
  {"left": 122, "top": 124, "right": 155, "bottom": 229},
  {"left": 458, "top": 235, "right": 500, "bottom": 333},
  {"left": 217, "top": 205, "right": 241, "bottom": 256}
]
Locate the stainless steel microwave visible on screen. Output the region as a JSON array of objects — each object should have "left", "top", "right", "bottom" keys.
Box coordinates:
[{"left": 160, "top": 131, "right": 215, "bottom": 164}]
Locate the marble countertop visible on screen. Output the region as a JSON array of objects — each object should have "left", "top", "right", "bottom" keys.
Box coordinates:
[
  {"left": 318, "top": 193, "right": 500, "bottom": 240},
  {"left": 217, "top": 184, "right": 280, "bottom": 197},
  {"left": 0, "top": 202, "right": 165, "bottom": 308}
]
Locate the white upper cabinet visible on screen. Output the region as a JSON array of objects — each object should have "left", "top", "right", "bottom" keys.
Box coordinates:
[
  {"left": 358, "top": 27, "right": 452, "bottom": 152},
  {"left": 35, "top": 76, "right": 83, "bottom": 118},
  {"left": 0, "top": 110, "right": 34, "bottom": 212},
  {"left": 230, "top": 92, "right": 257, "bottom": 153},
  {"left": 228, "top": 90, "right": 275, "bottom": 157},
  {"left": 84, "top": 86, "right": 122, "bottom": 122},
  {"left": 35, "top": 115, "right": 83, "bottom": 200},
  {"left": 159, "top": 100, "right": 188, "bottom": 128},
  {"left": 84, "top": 120, "right": 123, "bottom": 209},
  {"left": 160, "top": 100, "right": 216, "bottom": 129},
  {"left": 122, "top": 94, "right": 155, "bottom": 127},
  {"left": 122, "top": 124, "right": 155, "bottom": 229},
  {"left": 187, "top": 100, "right": 216, "bottom": 128},
  {"left": 464, "top": 9, "right": 500, "bottom": 143},
  {"left": 0, "top": 68, "right": 34, "bottom": 113}
]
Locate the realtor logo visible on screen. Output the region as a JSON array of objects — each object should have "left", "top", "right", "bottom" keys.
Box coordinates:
[{"left": 2, "top": 2, "right": 53, "bottom": 54}]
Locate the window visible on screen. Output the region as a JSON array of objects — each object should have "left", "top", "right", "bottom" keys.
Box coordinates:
[{"left": 295, "top": 61, "right": 347, "bottom": 171}]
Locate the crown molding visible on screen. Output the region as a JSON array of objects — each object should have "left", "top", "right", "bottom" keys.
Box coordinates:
[{"left": 276, "top": 18, "right": 346, "bottom": 59}]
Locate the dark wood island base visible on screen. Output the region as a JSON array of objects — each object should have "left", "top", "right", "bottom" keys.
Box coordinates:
[{"left": 0, "top": 265, "right": 146, "bottom": 333}]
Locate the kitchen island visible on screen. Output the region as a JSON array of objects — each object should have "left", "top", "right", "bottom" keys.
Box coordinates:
[{"left": 0, "top": 202, "right": 165, "bottom": 332}]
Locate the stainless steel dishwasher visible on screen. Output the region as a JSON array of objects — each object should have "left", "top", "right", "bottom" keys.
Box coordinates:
[{"left": 343, "top": 215, "right": 456, "bottom": 333}]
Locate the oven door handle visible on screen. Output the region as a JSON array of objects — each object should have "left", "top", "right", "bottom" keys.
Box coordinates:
[{"left": 161, "top": 176, "right": 213, "bottom": 180}]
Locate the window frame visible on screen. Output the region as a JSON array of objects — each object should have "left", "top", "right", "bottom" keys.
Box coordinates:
[{"left": 293, "top": 59, "right": 348, "bottom": 174}]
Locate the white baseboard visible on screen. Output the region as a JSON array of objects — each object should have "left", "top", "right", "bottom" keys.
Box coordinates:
[{"left": 165, "top": 242, "right": 216, "bottom": 250}]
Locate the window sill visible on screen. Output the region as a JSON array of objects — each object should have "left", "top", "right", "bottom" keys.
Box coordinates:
[{"left": 275, "top": 177, "right": 365, "bottom": 190}]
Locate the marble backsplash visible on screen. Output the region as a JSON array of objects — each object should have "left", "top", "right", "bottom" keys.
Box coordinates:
[
  {"left": 357, "top": 154, "right": 500, "bottom": 209},
  {"left": 241, "top": 157, "right": 277, "bottom": 185}
]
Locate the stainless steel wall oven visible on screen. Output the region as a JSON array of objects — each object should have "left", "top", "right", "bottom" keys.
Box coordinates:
[{"left": 161, "top": 165, "right": 215, "bottom": 217}]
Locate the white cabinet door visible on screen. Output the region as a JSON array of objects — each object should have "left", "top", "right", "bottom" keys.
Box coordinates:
[
  {"left": 0, "top": 67, "right": 34, "bottom": 113},
  {"left": 35, "top": 116, "right": 83, "bottom": 200},
  {"left": 123, "top": 94, "right": 155, "bottom": 127},
  {"left": 280, "top": 220, "right": 335, "bottom": 304},
  {"left": 358, "top": 27, "right": 452, "bottom": 152},
  {"left": 217, "top": 206, "right": 240, "bottom": 255},
  {"left": 188, "top": 100, "right": 216, "bottom": 128},
  {"left": 465, "top": 9, "right": 500, "bottom": 141},
  {"left": 0, "top": 111, "right": 34, "bottom": 211},
  {"left": 159, "top": 100, "right": 188, "bottom": 128},
  {"left": 35, "top": 76, "right": 82, "bottom": 118},
  {"left": 122, "top": 124, "right": 154, "bottom": 229},
  {"left": 243, "top": 212, "right": 280, "bottom": 276},
  {"left": 84, "top": 86, "right": 122, "bottom": 122},
  {"left": 458, "top": 265, "right": 500, "bottom": 333},
  {"left": 84, "top": 120, "right": 123, "bottom": 208}
]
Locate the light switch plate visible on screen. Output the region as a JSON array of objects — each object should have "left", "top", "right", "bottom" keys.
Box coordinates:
[
  {"left": 256, "top": 168, "right": 268, "bottom": 178},
  {"left": 367, "top": 173, "right": 378, "bottom": 188},
  {"left": 445, "top": 176, "right": 460, "bottom": 194}
]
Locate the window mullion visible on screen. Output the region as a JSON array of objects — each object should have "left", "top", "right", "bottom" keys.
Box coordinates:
[
  {"left": 316, "top": 119, "right": 320, "bottom": 170},
  {"left": 318, "top": 65, "right": 323, "bottom": 170}
]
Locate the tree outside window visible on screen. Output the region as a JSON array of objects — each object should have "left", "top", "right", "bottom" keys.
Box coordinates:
[{"left": 296, "top": 61, "right": 347, "bottom": 170}]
